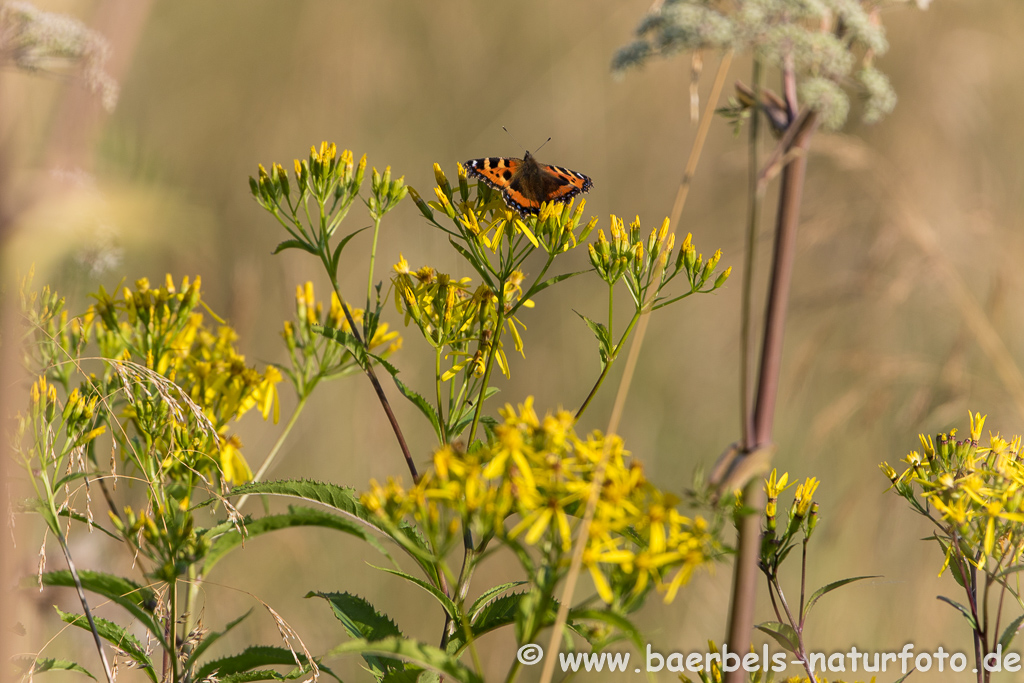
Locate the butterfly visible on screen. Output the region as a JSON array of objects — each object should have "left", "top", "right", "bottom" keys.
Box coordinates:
[{"left": 464, "top": 151, "right": 593, "bottom": 217}]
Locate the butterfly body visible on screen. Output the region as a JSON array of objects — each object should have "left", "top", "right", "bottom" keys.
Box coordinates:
[{"left": 464, "top": 151, "right": 592, "bottom": 217}]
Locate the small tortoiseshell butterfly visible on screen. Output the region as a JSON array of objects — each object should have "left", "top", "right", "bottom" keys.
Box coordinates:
[{"left": 464, "top": 151, "right": 593, "bottom": 217}]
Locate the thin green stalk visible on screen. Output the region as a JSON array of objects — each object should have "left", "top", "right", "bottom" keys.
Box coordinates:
[
  {"left": 56, "top": 522, "right": 115, "bottom": 683},
  {"left": 236, "top": 395, "right": 309, "bottom": 511},
  {"left": 575, "top": 311, "right": 642, "bottom": 421},
  {"left": 367, "top": 215, "right": 382, "bottom": 307},
  {"left": 467, "top": 296, "right": 506, "bottom": 444},
  {"left": 435, "top": 347, "right": 447, "bottom": 444},
  {"left": 326, "top": 257, "right": 418, "bottom": 480}
]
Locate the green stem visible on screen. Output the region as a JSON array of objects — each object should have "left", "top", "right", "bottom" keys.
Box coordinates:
[
  {"left": 435, "top": 347, "right": 447, "bottom": 444},
  {"left": 467, "top": 289, "right": 506, "bottom": 444},
  {"left": 574, "top": 311, "right": 641, "bottom": 421},
  {"left": 367, "top": 215, "right": 382, "bottom": 307},
  {"left": 235, "top": 395, "right": 309, "bottom": 511}
]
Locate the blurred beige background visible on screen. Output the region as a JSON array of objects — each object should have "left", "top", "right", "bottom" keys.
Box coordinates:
[{"left": 6, "top": 0, "right": 1024, "bottom": 680}]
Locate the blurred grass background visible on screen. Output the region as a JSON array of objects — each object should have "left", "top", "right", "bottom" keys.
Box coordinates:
[{"left": 6, "top": 0, "right": 1024, "bottom": 680}]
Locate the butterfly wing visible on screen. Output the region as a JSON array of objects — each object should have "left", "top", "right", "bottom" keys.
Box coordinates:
[
  {"left": 537, "top": 163, "right": 593, "bottom": 202},
  {"left": 464, "top": 157, "right": 522, "bottom": 193}
]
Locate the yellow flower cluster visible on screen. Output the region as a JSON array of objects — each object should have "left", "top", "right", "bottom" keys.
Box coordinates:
[
  {"left": 91, "top": 275, "right": 282, "bottom": 484},
  {"left": 392, "top": 256, "right": 528, "bottom": 378},
  {"left": 362, "top": 397, "right": 720, "bottom": 604},
  {"left": 882, "top": 412, "right": 1024, "bottom": 570}
]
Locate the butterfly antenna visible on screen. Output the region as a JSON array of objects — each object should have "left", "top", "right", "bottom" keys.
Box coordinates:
[
  {"left": 502, "top": 126, "right": 526, "bottom": 153},
  {"left": 533, "top": 137, "right": 552, "bottom": 154}
]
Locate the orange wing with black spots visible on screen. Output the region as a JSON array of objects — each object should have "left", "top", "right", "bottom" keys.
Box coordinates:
[{"left": 464, "top": 151, "right": 592, "bottom": 217}]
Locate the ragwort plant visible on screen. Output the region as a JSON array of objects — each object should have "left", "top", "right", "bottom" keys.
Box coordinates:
[
  {"left": 883, "top": 413, "right": 1024, "bottom": 683},
  {"left": 14, "top": 272, "right": 394, "bottom": 682},
  {"left": 232, "top": 142, "right": 732, "bottom": 682}
]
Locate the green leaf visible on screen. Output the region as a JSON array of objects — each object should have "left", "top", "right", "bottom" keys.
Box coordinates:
[
  {"left": 225, "top": 480, "right": 437, "bottom": 583},
  {"left": 999, "top": 614, "right": 1024, "bottom": 651},
  {"left": 330, "top": 226, "right": 371, "bottom": 270},
  {"left": 447, "top": 239, "right": 495, "bottom": 290},
  {"left": 204, "top": 506, "right": 392, "bottom": 575},
  {"left": 196, "top": 646, "right": 316, "bottom": 681},
  {"left": 936, "top": 595, "right": 977, "bottom": 630},
  {"left": 328, "top": 637, "right": 483, "bottom": 683},
  {"left": 380, "top": 669, "right": 423, "bottom": 683},
  {"left": 370, "top": 565, "right": 458, "bottom": 619},
  {"left": 39, "top": 571, "right": 163, "bottom": 648},
  {"left": 754, "top": 621, "right": 800, "bottom": 654},
  {"left": 467, "top": 582, "right": 526, "bottom": 620},
  {"left": 308, "top": 592, "right": 403, "bottom": 676},
  {"left": 997, "top": 563, "right": 1024, "bottom": 579},
  {"left": 574, "top": 312, "right": 612, "bottom": 368},
  {"left": 370, "top": 353, "right": 401, "bottom": 378},
  {"left": 314, "top": 325, "right": 369, "bottom": 367},
  {"left": 528, "top": 270, "right": 587, "bottom": 298},
  {"left": 185, "top": 609, "right": 253, "bottom": 669},
  {"left": 56, "top": 608, "right": 157, "bottom": 683},
  {"left": 11, "top": 656, "right": 95, "bottom": 679},
  {"left": 448, "top": 591, "right": 526, "bottom": 653},
  {"left": 393, "top": 376, "right": 442, "bottom": 441},
  {"left": 568, "top": 609, "right": 644, "bottom": 653},
  {"left": 273, "top": 239, "right": 317, "bottom": 255},
  {"left": 802, "top": 575, "right": 879, "bottom": 618}
]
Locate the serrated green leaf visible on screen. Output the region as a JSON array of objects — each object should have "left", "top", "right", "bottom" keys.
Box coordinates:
[
  {"left": 802, "top": 575, "right": 878, "bottom": 618},
  {"left": 185, "top": 609, "right": 253, "bottom": 669},
  {"left": 39, "top": 571, "right": 163, "bottom": 649},
  {"left": 393, "top": 377, "right": 442, "bottom": 441},
  {"left": 273, "top": 239, "right": 317, "bottom": 255},
  {"left": 468, "top": 582, "right": 526, "bottom": 620},
  {"left": 574, "top": 312, "right": 612, "bottom": 367},
  {"left": 314, "top": 325, "right": 369, "bottom": 367},
  {"left": 370, "top": 565, "right": 458, "bottom": 619},
  {"left": 525, "top": 270, "right": 587, "bottom": 300},
  {"left": 204, "top": 506, "right": 392, "bottom": 576},
  {"left": 328, "top": 637, "right": 482, "bottom": 683},
  {"left": 11, "top": 656, "right": 95, "bottom": 679},
  {"left": 568, "top": 609, "right": 644, "bottom": 653},
  {"left": 754, "top": 621, "right": 800, "bottom": 654},
  {"left": 196, "top": 646, "right": 313, "bottom": 681},
  {"left": 308, "top": 592, "right": 403, "bottom": 676},
  {"left": 223, "top": 480, "right": 434, "bottom": 580},
  {"left": 370, "top": 353, "right": 401, "bottom": 377},
  {"left": 56, "top": 608, "right": 156, "bottom": 683}
]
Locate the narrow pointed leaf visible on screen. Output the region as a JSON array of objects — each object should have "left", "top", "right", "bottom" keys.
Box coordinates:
[
  {"left": 393, "top": 377, "right": 442, "bottom": 440},
  {"left": 755, "top": 621, "right": 800, "bottom": 654},
  {"left": 936, "top": 595, "right": 977, "bottom": 630},
  {"left": 327, "top": 637, "right": 483, "bottom": 683},
  {"left": 204, "top": 506, "right": 392, "bottom": 575},
  {"left": 273, "top": 239, "right": 317, "bottom": 255},
  {"left": 38, "top": 571, "right": 162, "bottom": 646},
  {"left": 802, "top": 575, "right": 879, "bottom": 618},
  {"left": 12, "top": 656, "right": 95, "bottom": 679},
  {"left": 56, "top": 608, "right": 156, "bottom": 683},
  {"left": 468, "top": 581, "right": 526, "bottom": 620},
  {"left": 370, "top": 565, "right": 458, "bottom": 619},
  {"left": 999, "top": 614, "right": 1024, "bottom": 650},
  {"left": 186, "top": 609, "right": 254, "bottom": 668},
  {"left": 308, "top": 592, "right": 403, "bottom": 676}
]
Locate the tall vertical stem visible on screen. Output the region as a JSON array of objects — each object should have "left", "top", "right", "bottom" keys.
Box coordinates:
[{"left": 724, "top": 111, "right": 818, "bottom": 683}]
